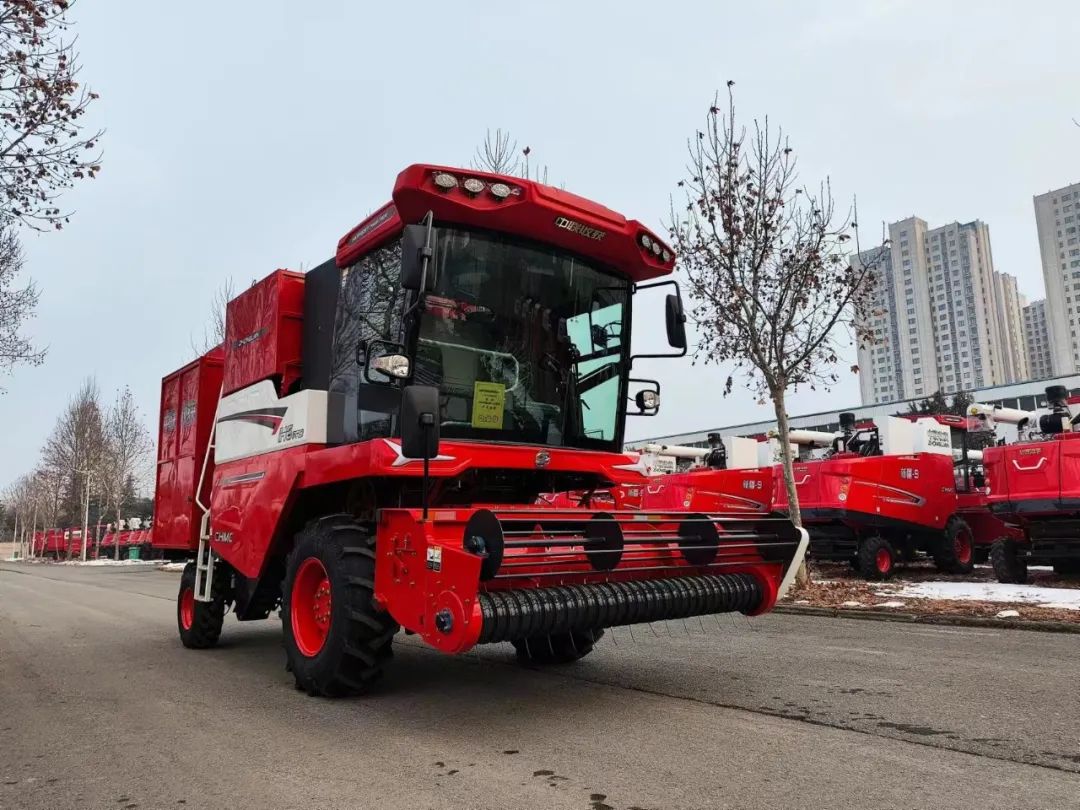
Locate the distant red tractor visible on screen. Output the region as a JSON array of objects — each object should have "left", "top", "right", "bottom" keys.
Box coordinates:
[
  {"left": 980, "top": 385, "right": 1080, "bottom": 583},
  {"left": 773, "top": 411, "right": 1012, "bottom": 579},
  {"left": 152, "top": 164, "right": 807, "bottom": 697}
]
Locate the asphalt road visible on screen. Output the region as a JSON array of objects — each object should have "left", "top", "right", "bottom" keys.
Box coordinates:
[{"left": 1, "top": 562, "right": 1078, "bottom": 810}]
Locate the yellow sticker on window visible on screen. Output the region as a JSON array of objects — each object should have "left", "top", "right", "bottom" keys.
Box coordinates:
[{"left": 471, "top": 381, "right": 506, "bottom": 430}]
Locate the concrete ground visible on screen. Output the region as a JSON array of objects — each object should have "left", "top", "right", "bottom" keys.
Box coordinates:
[{"left": 1, "top": 562, "right": 1078, "bottom": 810}]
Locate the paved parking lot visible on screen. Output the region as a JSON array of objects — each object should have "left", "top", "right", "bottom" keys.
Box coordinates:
[{"left": 1, "top": 562, "right": 1078, "bottom": 809}]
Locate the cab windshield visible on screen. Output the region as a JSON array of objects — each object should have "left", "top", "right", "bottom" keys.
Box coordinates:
[{"left": 412, "top": 227, "right": 629, "bottom": 451}]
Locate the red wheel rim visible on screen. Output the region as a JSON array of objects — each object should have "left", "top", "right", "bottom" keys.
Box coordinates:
[
  {"left": 291, "top": 557, "right": 332, "bottom": 657},
  {"left": 876, "top": 547, "right": 892, "bottom": 574},
  {"left": 954, "top": 529, "right": 973, "bottom": 565},
  {"left": 179, "top": 586, "right": 195, "bottom": 630}
]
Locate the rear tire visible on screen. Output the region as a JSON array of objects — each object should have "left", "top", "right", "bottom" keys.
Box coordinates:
[
  {"left": 857, "top": 535, "right": 896, "bottom": 580},
  {"left": 990, "top": 537, "right": 1028, "bottom": 584},
  {"left": 512, "top": 629, "right": 605, "bottom": 665},
  {"left": 177, "top": 561, "right": 229, "bottom": 649},
  {"left": 934, "top": 516, "right": 976, "bottom": 575},
  {"left": 283, "top": 516, "right": 398, "bottom": 697}
]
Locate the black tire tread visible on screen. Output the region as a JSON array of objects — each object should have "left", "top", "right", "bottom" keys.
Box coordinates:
[
  {"left": 178, "top": 561, "right": 229, "bottom": 649},
  {"left": 990, "top": 537, "right": 1028, "bottom": 584},
  {"left": 857, "top": 535, "right": 895, "bottom": 581},
  {"left": 283, "top": 517, "right": 397, "bottom": 697},
  {"left": 934, "top": 516, "right": 976, "bottom": 575}
]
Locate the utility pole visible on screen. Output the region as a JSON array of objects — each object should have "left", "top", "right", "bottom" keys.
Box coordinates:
[
  {"left": 11, "top": 509, "right": 18, "bottom": 560},
  {"left": 80, "top": 471, "right": 91, "bottom": 562}
]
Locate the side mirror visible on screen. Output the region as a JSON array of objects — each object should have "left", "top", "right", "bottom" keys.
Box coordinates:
[
  {"left": 401, "top": 385, "right": 440, "bottom": 459},
  {"left": 665, "top": 294, "right": 687, "bottom": 350},
  {"left": 401, "top": 224, "right": 436, "bottom": 291},
  {"left": 628, "top": 378, "right": 660, "bottom": 416}
]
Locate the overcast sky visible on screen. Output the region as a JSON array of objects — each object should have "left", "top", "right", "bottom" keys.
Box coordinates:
[{"left": 2, "top": 0, "right": 1079, "bottom": 488}]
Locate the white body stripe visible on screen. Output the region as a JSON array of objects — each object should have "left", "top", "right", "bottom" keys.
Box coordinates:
[{"left": 215, "top": 381, "right": 331, "bottom": 463}]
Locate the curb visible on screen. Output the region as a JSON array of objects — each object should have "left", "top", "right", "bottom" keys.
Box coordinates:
[{"left": 774, "top": 603, "right": 1080, "bottom": 634}]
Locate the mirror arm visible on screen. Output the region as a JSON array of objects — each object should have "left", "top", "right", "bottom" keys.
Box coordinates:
[{"left": 629, "top": 279, "right": 688, "bottom": 367}]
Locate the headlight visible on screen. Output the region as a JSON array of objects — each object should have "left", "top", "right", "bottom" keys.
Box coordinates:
[{"left": 433, "top": 172, "right": 458, "bottom": 190}]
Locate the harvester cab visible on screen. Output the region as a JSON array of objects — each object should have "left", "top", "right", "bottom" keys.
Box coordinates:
[
  {"left": 153, "top": 164, "right": 808, "bottom": 696},
  {"left": 977, "top": 385, "right": 1080, "bottom": 583}
]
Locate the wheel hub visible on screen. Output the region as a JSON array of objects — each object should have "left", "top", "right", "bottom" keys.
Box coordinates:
[
  {"left": 954, "top": 530, "right": 973, "bottom": 565},
  {"left": 875, "top": 547, "right": 891, "bottom": 574},
  {"left": 179, "top": 586, "right": 195, "bottom": 630},
  {"left": 292, "top": 557, "right": 332, "bottom": 657}
]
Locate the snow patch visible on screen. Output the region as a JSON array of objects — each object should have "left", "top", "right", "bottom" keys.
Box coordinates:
[
  {"left": 840, "top": 600, "right": 863, "bottom": 608},
  {"left": 879, "top": 581, "right": 1080, "bottom": 611},
  {"left": 875, "top": 600, "right": 907, "bottom": 609},
  {"left": 995, "top": 609, "right": 1021, "bottom": 619},
  {"left": 158, "top": 562, "right": 188, "bottom": 572}
]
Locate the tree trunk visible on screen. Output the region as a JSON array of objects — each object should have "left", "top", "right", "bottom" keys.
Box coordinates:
[
  {"left": 114, "top": 505, "right": 121, "bottom": 561},
  {"left": 772, "top": 386, "right": 810, "bottom": 589}
]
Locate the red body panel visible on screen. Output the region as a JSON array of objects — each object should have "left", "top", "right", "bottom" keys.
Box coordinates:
[
  {"left": 153, "top": 349, "right": 224, "bottom": 552},
  {"left": 774, "top": 453, "right": 956, "bottom": 531},
  {"left": 337, "top": 165, "right": 675, "bottom": 282},
  {"left": 985, "top": 432, "right": 1080, "bottom": 517},
  {"left": 610, "top": 467, "right": 777, "bottom": 513},
  {"left": 209, "top": 439, "right": 648, "bottom": 579},
  {"left": 222, "top": 270, "right": 304, "bottom": 396}
]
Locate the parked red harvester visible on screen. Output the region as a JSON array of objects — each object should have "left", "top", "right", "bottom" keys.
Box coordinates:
[
  {"left": 772, "top": 410, "right": 1012, "bottom": 579},
  {"left": 979, "top": 385, "right": 1080, "bottom": 582},
  {"left": 153, "top": 164, "right": 807, "bottom": 696},
  {"left": 605, "top": 433, "right": 779, "bottom": 514}
]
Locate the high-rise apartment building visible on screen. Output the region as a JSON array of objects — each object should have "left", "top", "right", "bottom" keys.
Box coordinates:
[
  {"left": 994, "top": 272, "right": 1029, "bottom": 383},
  {"left": 1033, "top": 182, "right": 1080, "bottom": 375},
  {"left": 856, "top": 216, "right": 1012, "bottom": 405},
  {"left": 1023, "top": 298, "right": 1054, "bottom": 380}
]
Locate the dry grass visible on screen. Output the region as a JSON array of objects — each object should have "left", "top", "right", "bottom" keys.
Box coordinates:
[{"left": 784, "top": 563, "right": 1080, "bottom": 626}]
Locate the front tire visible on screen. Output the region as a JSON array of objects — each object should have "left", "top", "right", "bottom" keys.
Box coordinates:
[
  {"left": 512, "top": 629, "right": 605, "bottom": 665},
  {"left": 990, "top": 537, "right": 1028, "bottom": 584},
  {"left": 283, "top": 516, "right": 398, "bottom": 697},
  {"left": 177, "top": 561, "right": 229, "bottom": 649},
  {"left": 857, "top": 535, "right": 896, "bottom": 580}
]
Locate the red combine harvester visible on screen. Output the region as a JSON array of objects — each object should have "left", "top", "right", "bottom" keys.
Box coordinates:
[
  {"left": 979, "top": 385, "right": 1080, "bottom": 582},
  {"left": 153, "top": 164, "right": 807, "bottom": 696},
  {"left": 773, "top": 411, "right": 1007, "bottom": 579},
  {"left": 611, "top": 434, "right": 778, "bottom": 514}
]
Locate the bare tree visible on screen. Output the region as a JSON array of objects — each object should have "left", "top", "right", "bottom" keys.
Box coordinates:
[
  {"left": 0, "top": 0, "right": 102, "bottom": 230},
  {"left": 473, "top": 128, "right": 520, "bottom": 175},
  {"left": 669, "top": 84, "right": 883, "bottom": 584},
  {"left": 41, "top": 375, "right": 104, "bottom": 554},
  {"left": 191, "top": 277, "right": 235, "bottom": 355},
  {"left": 472, "top": 129, "right": 549, "bottom": 184},
  {"left": 0, "top": 221, "right": 42, "bottom": 389},
  {"left": 99, "top": 385, "right": 152, "bottom": 559}
]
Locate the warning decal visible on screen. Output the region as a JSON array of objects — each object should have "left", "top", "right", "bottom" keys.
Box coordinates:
[{"left": 471, "top": 381, "right": 506, "bottom": 430}]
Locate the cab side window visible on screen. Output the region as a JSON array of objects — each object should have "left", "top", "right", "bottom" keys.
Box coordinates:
[{"left": 330, "top": 239, "right": 406, "bottom": 442}]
